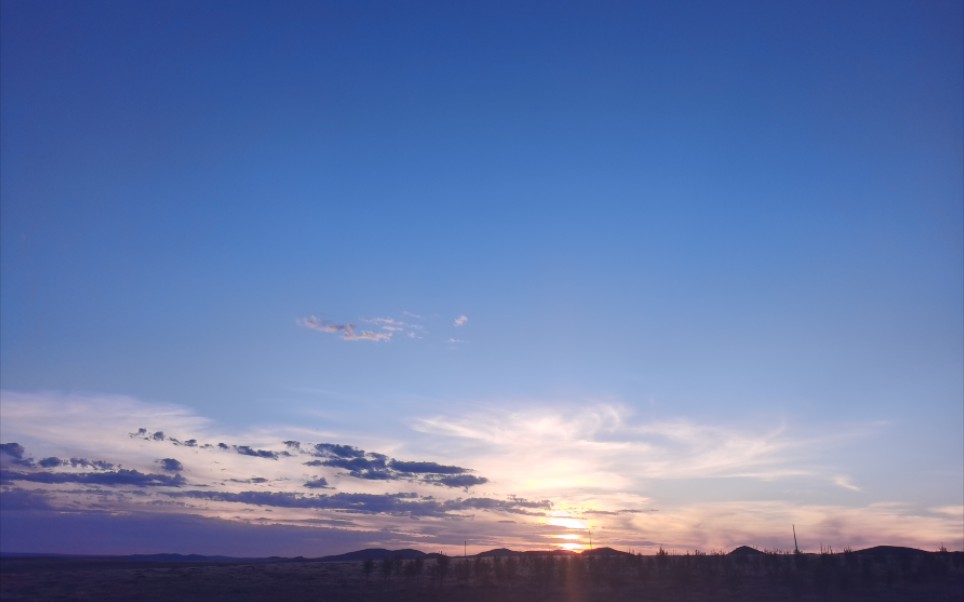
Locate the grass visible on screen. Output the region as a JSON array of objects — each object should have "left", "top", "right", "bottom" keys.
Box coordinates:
[{"left": 2, "top": 549, "right": 962, "bottom": 601}]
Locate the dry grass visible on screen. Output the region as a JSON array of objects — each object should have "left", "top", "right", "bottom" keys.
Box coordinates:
[{"left": 3, "top": 551, "right": 962, "bottom": 601}]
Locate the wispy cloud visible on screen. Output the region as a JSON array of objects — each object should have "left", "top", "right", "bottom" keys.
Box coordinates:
[
  {"left": 297, "top": 316, "right": 393, "bottom": 342},
  {"left": 2, "top": 391, "right": 961, "bottom": 555},
  {"left": 297, "top": 313, "right": 433, "bottom": 343},
  {"left": 1, "top": 467, "right": 186, "bottom": 487},
  {"left": 366, "top": 317, "right": 414, "bottom": 333},
  {"left": 343, "top": 326, "right": 392, "bottom": 342},
  {"left": 409, "top": 402, "right": 876, "bottom": 500},
  {"left": 833, "top": 475, "right": 862, "bottom": 492},
  {"left": 298, "top": 311, "right": 475, "bottom": 344},
  {"left": 296, "top": 316, "right": 344, "bottom": 334},
  {"left": 0, "top": 391, "right": 526, "bottom": 554}
]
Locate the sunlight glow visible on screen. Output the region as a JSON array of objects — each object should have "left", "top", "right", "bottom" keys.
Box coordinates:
[{"left": 546, "top": 516, "right": 587, "bottom": 530}]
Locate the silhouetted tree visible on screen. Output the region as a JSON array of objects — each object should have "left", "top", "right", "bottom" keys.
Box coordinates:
[
  {"left": 473, "top": 556, "right": 492, "bottom": 586},
  {"left": 402, "top": 558, "right": 424, "bottom": 585},
  {"left": 504, "top": 555, "right": 518, "bottom": 581},
  {"left": 436, "top": 554, "right": 450, "bottom": 584}
]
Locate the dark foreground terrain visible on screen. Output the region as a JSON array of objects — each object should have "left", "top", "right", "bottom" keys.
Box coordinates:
[{"left": 2, "top": 547, "right": 962, "bottom": 601}]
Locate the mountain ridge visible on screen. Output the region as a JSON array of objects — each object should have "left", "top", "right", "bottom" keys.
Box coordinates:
[{"left": 3, "top": 544, "right": 960, "bottom": 564}]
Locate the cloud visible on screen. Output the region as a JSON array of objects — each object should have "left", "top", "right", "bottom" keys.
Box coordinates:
[
  {"left": 366, "top": 317, "right": 408, "bottom": 332},
  {"left": 296, "top": 316, "right": 344, "bottom": 334},
  {"left": 171, "top": 490, "right": 446, "bottom": 516},
  {"left": 35, "top": 457, "right": 117, "bottom": 470},
  {"left": 297, "top": 316, "right": 393, "bottom": 342},
  {"left": 1, "top": 392, "right": 559, "bottom": 555},
  {"left": 234, "top": 445, "right": 284, "bottom": 460},
  {"left": 310, "top": 443, "right": 365, "bottom": 459},
  {"left": 4, "top": 391, "right": 960, "bottom": 556},
  {"left": 0, "top": 442, "right": 32, "bottom": 467},
  {"left": 451, "top": 496, "right": 550, "bottom": 515},
  {"left": 0, "top": 443, "right": 26, "bottom": 460},
  {"left": 407, "top": 401, "right": 892, "bottom": 522},
  {"left": 388, "top": 460, "right": 469, "bottom": 475},
  {"left": 318, "top": 455, "right": 388, "bottom": 473},
  {"left": 0, "top": 487, "right": 55, "bottom": 511},
  {"left": 342, "top": 325, "right": 392, "bottom": 342},
  {"left": 301, "top": 441, "right": 484, "bottom": 488},
  {"left": 1, "top": 468, "right": 186, "bottom": 487},
  {"left": 833, "top": 475, "right": 861, "bottom": 492},
  {"left": 133, "top": 429, "right": 288, "bottom": 461},
  {"left": 159, "top": 458, "right": 184, "bottom": 472},
  {"left": 424, "top": 474, "right": 489, "bottom": 489},
  {"left": 168, "top": 489, "right": 549, "bottom": 519},
  {"left": 417, "top": 404, "right": 783, "bottom": 479},
  {"left": 300, "top": 312, "right": 481, "bottom": 343},
  {"left": 1, "top": 392, "right": 211, "bottom": 462},
  {"left": 132, "top": 423, "right": 493, "bottom": 488}
]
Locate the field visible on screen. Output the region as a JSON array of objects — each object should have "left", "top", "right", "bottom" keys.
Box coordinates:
[{"left": 2, "top": 548, "right": 962, "bottom": 601}]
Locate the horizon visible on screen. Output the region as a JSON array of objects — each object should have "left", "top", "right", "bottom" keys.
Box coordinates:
[
  {"left": 5, "top": 541, "right": 960, "bottom": 560},
  {"left": 1, "top": 1, "right": 962, "bottom": 558}
]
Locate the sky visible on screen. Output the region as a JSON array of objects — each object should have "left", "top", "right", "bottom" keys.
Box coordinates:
[{"left": 1, "top": 0, "right": 962, "bottom": 557}]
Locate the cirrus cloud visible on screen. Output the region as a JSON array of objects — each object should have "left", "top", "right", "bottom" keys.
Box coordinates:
[
  {"left": 2, "top": 391, "right": 961, "bottom": 555},
  {"left": 297, "top": 316, "right": 392, "bottom": 342}
]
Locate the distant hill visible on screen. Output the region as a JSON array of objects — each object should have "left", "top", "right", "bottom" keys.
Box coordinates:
[
  {"left": 319, "top": 548, "right": 427, "bottom": 562},
  {"left": 5, "top": 544, "right": 959, "bottom": 565},
  {"left": 583, "top": 546, "right": 633, "bottom": 558},
  {"left": 849, "top": 545, "right": 938, "bottom": 558},
  {"left": 477, "top": 548, "right": 517, "bottom": 557}
]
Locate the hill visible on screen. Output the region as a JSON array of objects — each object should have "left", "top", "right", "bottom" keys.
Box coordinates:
[{"left": 319, "top": 548, "right": 427, "bottom": 562}]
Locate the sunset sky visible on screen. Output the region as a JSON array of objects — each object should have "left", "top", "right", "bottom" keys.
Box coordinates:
[{"left": 1, "top": 0, "right": 962, "bottom": 557}]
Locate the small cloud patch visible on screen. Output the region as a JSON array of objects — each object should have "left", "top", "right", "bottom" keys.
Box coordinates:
[
  {"left": 298, "top": 316, "right": 392, "bottom": 342},
  {"left": 159, "top": 458, "right": 184, "bottom": 472}
]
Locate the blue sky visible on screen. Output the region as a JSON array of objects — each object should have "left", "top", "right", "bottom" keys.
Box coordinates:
[{"left": 1, "top": 0, "right": 962, "bottom": 556}]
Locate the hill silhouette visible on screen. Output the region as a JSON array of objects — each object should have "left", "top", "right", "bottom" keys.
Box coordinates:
[
  {"left": 319, "top": 548, "right": 427, "bottom": 562},
  {"left": 728, "top": 545, "right": 765, "bottom": 556},
  {"left": 4, "top": 544, "right": 962, "bottom": 601},
  {"left": 5, "top": 544, "right": 960, "bottom": 564}
]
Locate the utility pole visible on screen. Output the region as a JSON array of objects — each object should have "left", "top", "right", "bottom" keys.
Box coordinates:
[
  {"left": 793, "top": 525, "right": 800, "bottom": 554},
  {"left": 588, "top": 529, "right": 593, "bottom": 551}
]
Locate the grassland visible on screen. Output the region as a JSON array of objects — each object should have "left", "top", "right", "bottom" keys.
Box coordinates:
[{"left": 2, "top": 547, "right": 962, "bottom": 601}]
